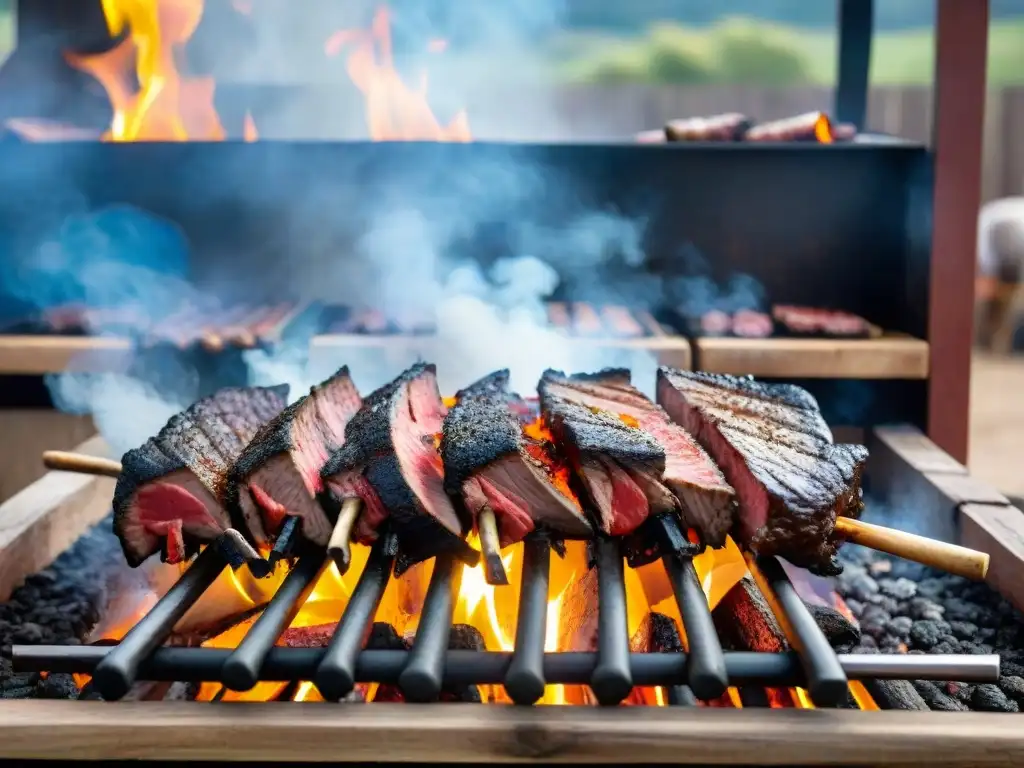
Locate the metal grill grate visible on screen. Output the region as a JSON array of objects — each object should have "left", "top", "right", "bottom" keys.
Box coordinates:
[{"left": 12, "top": 531, "right": 1000, "bottom": 706}]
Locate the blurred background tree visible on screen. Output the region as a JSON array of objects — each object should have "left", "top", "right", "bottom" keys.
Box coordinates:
[{"left": 554, "top": 1, "right": 1024, "bottom": 86}]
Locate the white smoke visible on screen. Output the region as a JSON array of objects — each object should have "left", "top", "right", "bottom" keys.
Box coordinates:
[{"left": 13, "top": 1, "right": 669, "bottom": 453}]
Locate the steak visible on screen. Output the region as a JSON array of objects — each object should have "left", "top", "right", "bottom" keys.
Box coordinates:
[
  {"left": 113, "top": 385, "right": 289, "bottom": 567},
  {"left": 656, "top": 368, "right": 868, "bottom": 574},
  {"left": 441, "top": 370, "right": 592, "bottom": 548},
  {"left": 227, "top": 366, "right": 362, "bottom": 549},
  {"left": 321, "top": 362, "right": 477, "bottom": 573},
  {"left": 772, "top": 305, "right": 872, "bottom": 339},
  {"left": 539, "top": 369, "right": 735, "bottom": 544}
]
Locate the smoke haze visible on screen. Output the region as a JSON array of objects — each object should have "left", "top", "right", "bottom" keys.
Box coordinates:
[{"left": 1, "top": 1, "right": 679, "bottom": 454}]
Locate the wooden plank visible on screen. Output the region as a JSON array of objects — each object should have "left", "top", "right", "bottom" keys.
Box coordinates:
[
  {"left": 0, "top": 335, "right": 132, "bottom": 374},
  {"left": 0, "top": 411, "right": 96, "bottom": 504},
  {"left": 311, "top": 333, "right": 692, "bottom": 370},
  {"left": 693, "top": 334, "right": 929, "bottom": 379},
  {"left": 0, "top": 702, "right": 1021, "bottom": 764},
  {"left": 961, "top": 503, "right": 1024, "bottom": 614},
  {"left": 872, "top": 425, "right": 969, "bottom": 475},
  {"left": 928, "top": 0, "right": 990, "bottom": 463},
  {"left": 0, "top": 436, "right": 115, "bottom": 601},
  {"left": 867, "top": 425, "right": 994, "bottom": 545}
]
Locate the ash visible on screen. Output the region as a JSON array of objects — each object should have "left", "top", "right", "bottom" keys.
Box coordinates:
[
  {"left": 836, "top": 547, "right": 1024, "bottom": 713},
  {"left": 0, "top": 513, "right": 123, "bottom": 700}
]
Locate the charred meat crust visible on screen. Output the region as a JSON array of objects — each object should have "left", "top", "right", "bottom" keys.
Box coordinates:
[
  {"left": 112, "top": 385, "right": 290, "bottom": 567},
  {"left": 441, "top": 370, "right": 592, "bottom": 542},
  {"left": 656, "top": 366, "right": 869, "bottom": 575},
  {"left": 538, "top": 387, "right": 665, "bottom": 469},
  {"left": 322, "top": 362, "right": 476, "bottom": 571},
  {"left": 113, "top": 438, "right": 184, "bottom": 567},
  {"left": 440, "top": 369, "right": 518, "bottom": 496},
  {"left": 321, "top": 364, "right": 428, "bottom": 480},
  {"left": 225, "top": 366, "right": 356, "bottom": 539}
]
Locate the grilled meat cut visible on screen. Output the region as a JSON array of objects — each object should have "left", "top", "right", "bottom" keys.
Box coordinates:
[
  {"left": 441, "top": 370, "right": 592, "bottom": 547},
  {"left": 656, "top": 368, "right": 868, "bottom": 574},
  {"left": 113, "top": 385, "right": 290, "bottom": 567},
  {"left": 772, "top": 305, "right": 873, "bottom": 339},
  {"left": 227, "top": 367, "right": 362, "bottom": 549},
  {"left": 539, "top": 369, "right": 735, "bottom": 543},
  {"left": 321, "top": 362, "right": 477, "bottom": 573}
]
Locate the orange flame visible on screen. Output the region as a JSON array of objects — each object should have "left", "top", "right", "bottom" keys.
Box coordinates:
[
  {"left": 65, "top": 0, "right": 225, "bottom": 141},
  {"left": 324, "top": 7, "right": 471, "bottom": 142},
  {"left": 243, "top": 112, "right": 259, "bottom": 142},
  {"left": 814, "top": 113, "right": 834, "bottom": 144},
  {"left": 80, "top": 516, "right": 873, "bottom": 707}
]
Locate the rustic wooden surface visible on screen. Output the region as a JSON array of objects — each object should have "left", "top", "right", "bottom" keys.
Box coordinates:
[
  {"left": 312, "top": 332, "right": 693, "bottom": 370},
  {"left": 0, "top": 436, "right": 115, "bottom": 601},
  {"left": 0, "top": 702, "right": 1021, "bottom": 764},
  {"left": 0, "top": 335, "right": 133, "bottom": 374},
  {"left": 867, "top": 425, "right": 1024, "bottom": 612},
  {"left": 961, "top": 502, "right": 1024, "bottom": 614},
  {"left": 0, "top": 410, "right": 96, "bottom": 504},
  {"left": 692, "top": 335, "right": 929, "bottom": 379},
  {"left": 0, "top": 332, "right": 693, "bottom": 376},
  {"left": 927, "top": 0, "right": 989, "bottom": 463}
]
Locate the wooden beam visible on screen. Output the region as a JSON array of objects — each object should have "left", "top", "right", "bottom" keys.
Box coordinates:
[
  {"left": 693, "top": 335, "right": 929, "bottom": 379},
  {"left": 0, "top": 335, "right": 132, "bottom": 375},
  {"left": 0, "top": 702, "right": 1021, "bottom": 764},
  {"left": 311, "top": 333, "right": 693, "bottom": 371},
  {"left": 0, "top": 436, "right": 115, "bottom": 601},
  {"left": 961, "top": 503, "right": 1024, "bottom": 615},
  {"left": 867, "top": 425, "right": 1007, "bottom": 547},
  {"left": 928, "top": 0, "right": 990, "bottom": 463}
]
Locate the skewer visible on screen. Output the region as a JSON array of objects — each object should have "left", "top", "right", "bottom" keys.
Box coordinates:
[
  {"left": 42, "top": 450, "right": 122, "bottom": 478},
  {"left": 835, "top": 516, "right": 989, "bottom": 581},
  {"left": 40, "top": 451, "right": 992, "bottom": 582},
  {"left": 478, "top": 505, "right": 509, "bottom": 586},
  {"left": 327, "top": 498, "right": 364, "bottom": 575}
]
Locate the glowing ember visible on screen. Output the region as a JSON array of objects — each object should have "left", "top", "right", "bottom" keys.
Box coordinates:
[
  {"left": 324, "top": 6, "right": 471, "bottom": 142},
  {"left": 521, "top": 417, "right": 580, "bottom": 508},
  {"left": 81, "top": 529, "right": 874, "bottom": 708},
  {"left": 814, "top": 113, "right": 834, "bottom": 144},
  {"left": 66, "top": 0, "right": 226, "bottom": 141}
]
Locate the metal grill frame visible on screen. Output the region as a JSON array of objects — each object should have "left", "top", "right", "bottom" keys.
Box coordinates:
[{"left": 12, "top": 530, "right": 999, "bottom": 707}]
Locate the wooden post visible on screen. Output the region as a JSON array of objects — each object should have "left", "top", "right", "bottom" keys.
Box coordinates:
[{"left": 928, "top": 0, "right": 990, "bottom": 463}]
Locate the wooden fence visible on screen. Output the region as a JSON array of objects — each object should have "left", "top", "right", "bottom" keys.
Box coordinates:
[{"left": 503, "top": 85, "right": 1024, "bottom": 202}]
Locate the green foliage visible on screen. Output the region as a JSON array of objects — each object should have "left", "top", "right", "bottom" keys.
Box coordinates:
[
  {"left": 567, "top": 18, "right": 815, "bottom": 85},
  {"left": 561, "top": 18, "right": 1024, "bottom": 86}
]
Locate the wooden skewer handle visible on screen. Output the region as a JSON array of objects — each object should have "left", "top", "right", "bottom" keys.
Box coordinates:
[
  {"left": 835, "top": 516, "right": 990, "bottom": 581},
  {"left": 42, "top": 451, "right": 122, "bottom": 478}
]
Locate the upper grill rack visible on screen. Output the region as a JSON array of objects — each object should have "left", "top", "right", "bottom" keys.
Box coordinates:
[{"left": 12, "top": 532, "right": 1000, "bottom": 706}]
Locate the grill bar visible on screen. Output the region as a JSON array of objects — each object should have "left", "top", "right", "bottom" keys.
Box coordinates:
[
  {"left": 221, "top": 550, "right": 327, "bottom": 692},
  {"left": 592, "top": 538, "right": 633, "bottom": 705},
  {"left": 16, "top": 646, "right": 1000, "bottom": 687},
  {"left": 663, "top": 551, "right": 728, "bottom": 700},
  {"left": 28, "top": 514, "right": 1003, "bottom": 705},
  {"left": 504, "top": 534, "right": 551, "bottom": 705},
  {"left": 751, "top": 555, "right": 849, "bottom": 707},
  {"left": 91, "top": 544, "right": 227, "bottom": 701},
  {"left": 398, "top": 553, "right": 457, "bottom": 702},
  {"left": 667, "top": 684, "right": 699, "bottom": 706},
  {"left": 315, "top": 535, "right": 397, "bottom": 702}
]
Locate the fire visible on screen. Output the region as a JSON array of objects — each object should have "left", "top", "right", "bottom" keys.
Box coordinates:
[
  {"left": 80, "top": 529, "right": 875, "bottom": 709},
  {"left": 521, "top": 417, "right": 580, "bottom": 507},
  {"left": 66, "top": 0, "right": 226, "bottom": 141},
  {"left": 63, "top": 2, "right": 468, "bottom": 143},
  {"left": 814, "top": 113, "right": 834, "bottom": 144},
  {"left": 324, "top": 7, "right": 472, "bottom": 142},
  {"left": 243, "top": 112, "right": 259, "bottom": 142}
]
